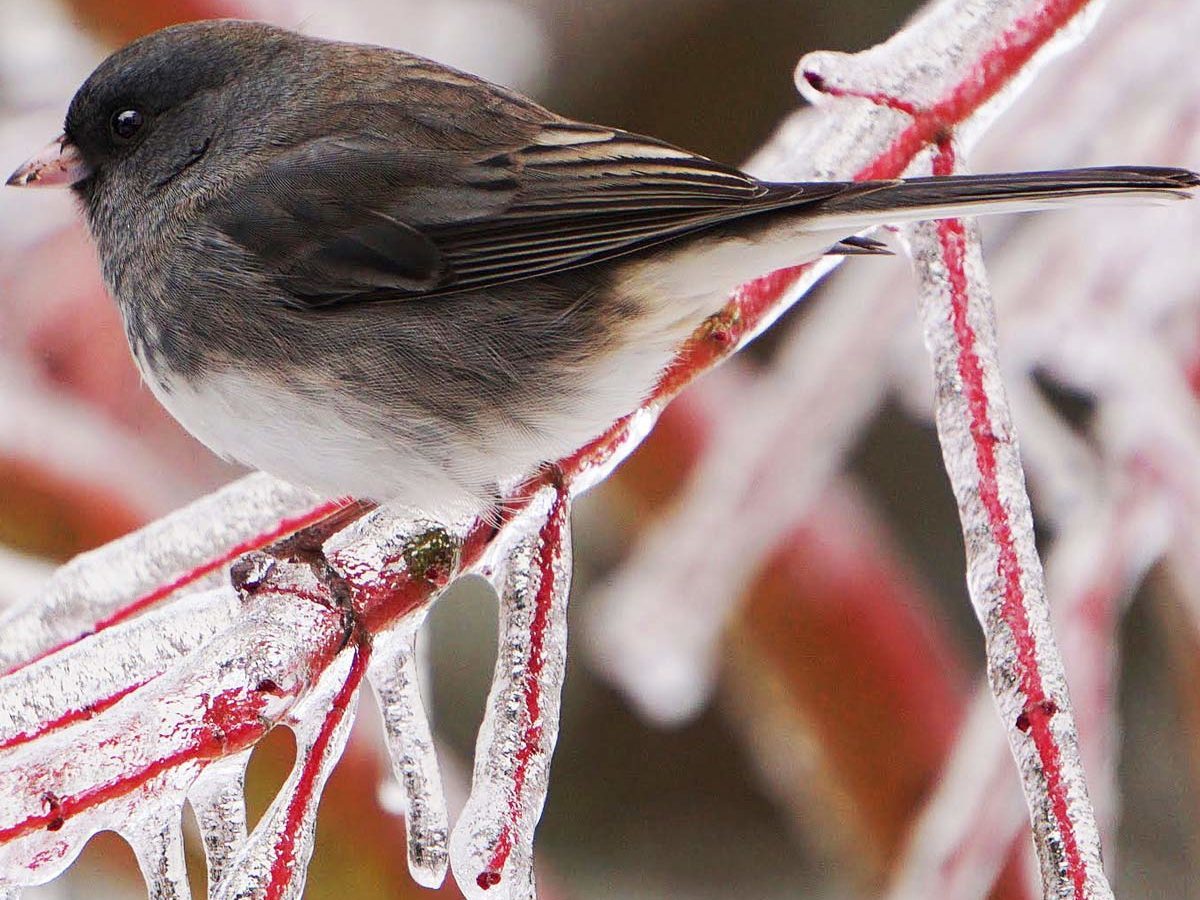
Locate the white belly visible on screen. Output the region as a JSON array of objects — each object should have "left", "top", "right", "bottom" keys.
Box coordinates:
[{"left": 141, "top": 364, "right": 490, "bottom": 519}]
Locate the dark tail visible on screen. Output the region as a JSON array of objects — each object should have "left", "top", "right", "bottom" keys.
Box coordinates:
[{"left": 806, "top": 166, "right": 1198, "bottom": 232}]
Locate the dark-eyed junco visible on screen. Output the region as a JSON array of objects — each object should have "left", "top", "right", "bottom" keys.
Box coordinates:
[{"left": 8, "top": 20, "right": 1198, "bottom": 519}]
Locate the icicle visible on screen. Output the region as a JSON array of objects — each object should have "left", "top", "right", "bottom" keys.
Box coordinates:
[
  {"left": 187, "top": 750, "right": 251, "bottom": 893},
  {"left": 212, "top": 645, "right": 365, "bottom": 900},
  {"left": 367, "top": 623, "right": 449, "bottom": 888},
  {"left": 450, "top": 487, "right": 572, "bottom": 900},
  {"left": 127, "top": 804, "right": 191, "bottom": 900}
]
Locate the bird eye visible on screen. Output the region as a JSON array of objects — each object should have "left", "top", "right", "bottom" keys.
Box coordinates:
[{"left": 109, "top": 108, "right": 146, "bottom": 142}]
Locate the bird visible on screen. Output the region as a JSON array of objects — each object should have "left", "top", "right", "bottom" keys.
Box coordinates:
[{"left": 8, "top": 19, "right": 1198, "bottom": 521}]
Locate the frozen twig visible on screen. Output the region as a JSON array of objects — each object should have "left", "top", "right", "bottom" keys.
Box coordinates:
[
  {"left": 451, "top": 485, "right": 572, "bottom": 899},
  {"left": 906, "top": 140, "right": 1109, "bottom": 898},
  {"left": 0, "top": 473, "right": 339, "bottom": 676},
  {"left": 887, "top": 452, "right": 1167, "bottom": 898}
]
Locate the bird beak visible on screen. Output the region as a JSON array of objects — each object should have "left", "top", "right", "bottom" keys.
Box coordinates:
[{"left": 7, "top": 135, "right": 92, "bottom": 188}]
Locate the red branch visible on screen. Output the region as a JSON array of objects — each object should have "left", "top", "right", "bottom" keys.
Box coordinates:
[
  {"left": 0, "top": 678, "right": 149, "bottom": 753},
  {"left": 477, "top": 486, "right": 570, "bottom": 891},
  {"left": 0, "top": 687, "right": 268, "bottom": 844},
  {"left": 94, "top": 500, "right": 354, "bottom": 632},
  {"left": 931, "top": 141, "right": 1084, "bottom": 898},
  {"left": 835, "top": 0, "right": 1093, "bottom": 180},
  {"left": 265, "top": 639, "right": 371, "bottom": 900},
  {"left": 4, "top": 498, "right": 353, "bottom": 679}
]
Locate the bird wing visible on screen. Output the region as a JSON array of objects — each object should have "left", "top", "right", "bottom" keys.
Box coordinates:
[{"left": 210, "top": 121, "right": 857, "bottom": 307}]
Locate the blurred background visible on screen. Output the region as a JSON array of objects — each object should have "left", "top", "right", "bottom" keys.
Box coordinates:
[{"left": 2, "top": 0, "right": 1199, "bottom": 898}]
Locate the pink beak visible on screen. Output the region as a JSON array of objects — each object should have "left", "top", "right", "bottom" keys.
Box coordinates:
[{"left": 7, "top": 135, "right": 92, "bottom": 188}]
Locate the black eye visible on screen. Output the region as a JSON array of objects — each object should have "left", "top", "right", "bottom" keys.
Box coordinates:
[{"left": 109, "top": 108, "right": 145, "bottom": 142}]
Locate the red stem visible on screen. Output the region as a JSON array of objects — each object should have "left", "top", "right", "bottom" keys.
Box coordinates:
[
  {"left": 477, "top": 487, "right": 569, "bottom": 890},
  {"left": 0, "top": 678, "right": 150, "bottom": 753},
  {"left": 0, "top": 688, "right": 268, "bottom": 844},
  {"left": 932, "top": 141, "right": 1085, "bottom": 899},
  {"left": 265, "top": 638, "right": 371, "bottom": 900},
  {"left": 3, "top": 499, "right": 353, "bottom": 679},
  {"left": 851, "top": 0, "right": 1093, "bottom": 180}
]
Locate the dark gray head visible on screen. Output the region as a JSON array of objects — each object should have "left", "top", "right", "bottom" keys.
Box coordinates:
[
  {"left": 9, "top": 19, "right": 523, "bottom": 210},
  {"left": 6, "top": 19, "right": 356, "bottom": 220},
  {"left": 62, "top": 21, "right": 305, "bottom": 203}
]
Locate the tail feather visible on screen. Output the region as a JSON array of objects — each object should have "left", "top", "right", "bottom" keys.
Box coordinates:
[{"left": 800, "top": 166, "right": 1199, "bottom": 233}]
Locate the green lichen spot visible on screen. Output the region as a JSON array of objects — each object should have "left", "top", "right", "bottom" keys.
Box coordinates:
[{"left": 402, "top": 527, "right": 461, "bottom": 585}]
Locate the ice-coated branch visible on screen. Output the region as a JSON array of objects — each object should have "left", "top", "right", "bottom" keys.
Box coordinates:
[
  {"left": 213, "top": 643, "right": 368, "bottom": 900},
  {"left": 0, "top": 472, "right": 340, "bottom": 676},
  {"left": 451, "top": 485, "right": 572, "bottom": 900},
  {"left": 906, "top": 140, "right": 1109, "bottom": 898},
  {"left": 0, "top": 559, "right": 351, "bottom": 890},
  {"left": 886, "top": 455, "right": 1166, "bottom": 898}
]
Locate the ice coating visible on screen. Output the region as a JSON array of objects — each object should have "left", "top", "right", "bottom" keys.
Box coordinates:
[
  {"left": 589, "top": 0, "right": 1108, "bottom": 727},
  {"left": 887, "top": 385, "right": 1172, "bottom": 895},
  {"left": 450, "top": 488, "right": 572, "bottom": 900},
  {"left": 0, "top": 562, "right": 347, "bottom": 892},
  {"left": 367, "top": 623, "right": 449, "bottom": 888},
  {"left": 905, "top": 138, "right": 1110, "bottom": 897},
  {"left": 0, "top": 587, "right": 236, "bottom": 749},
  {"left": 876, "top": 0, "right": 1200, "bottom": 887},
  {"left": 128, "top": 804, "right": 192, "bottom": 900},
  {"left": 187, "top": 751, "right": 252, "bottom": 892},
  {"left": 0, "top": 473, "right": 329, "bottom": 675}
]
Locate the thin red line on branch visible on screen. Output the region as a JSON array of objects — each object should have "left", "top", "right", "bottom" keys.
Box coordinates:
[
  {"left": 839, "top": 0, "right": 1093, "bottom": 179},
  {"left": 0, "top": 678, "right": 150, "bottom": 753},
  {"left": 96, "top": 499, "right": 355, "bottom": 631},
  {"left": 0, "top": 689, "right": 268, "bottom": 845},
  {"left": 3, "top": 499, "right": 354, "bottom": 679},
  {"left": 799, "top": 71, "right": 921, "bottom": 116},
  {"left": 931, "top": 141, "right": 1085, "bottom": 900},
  {"left": 477, "top": 486, "right": 569, "bottom": 891},
  {"left": 265, "top": 639, "right": 370, "bottom": 900}
]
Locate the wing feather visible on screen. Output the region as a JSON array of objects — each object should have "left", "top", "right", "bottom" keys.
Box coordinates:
[{"left": 213, "top": 118, "right": 852, "bottom": 307}]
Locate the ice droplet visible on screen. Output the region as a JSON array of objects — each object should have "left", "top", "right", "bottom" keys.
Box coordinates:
[
  {"left": 367, "top": 623, "right": 449, "bottom": 888},
  {"left": 187, "top": 750, "right": 251, "bottom": 892},
  {"left": 450, "top": 489, "right": 572, "bottom": 900},
  {"left": 127, "top": 805, "right": 191, "bottom": 900}
]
